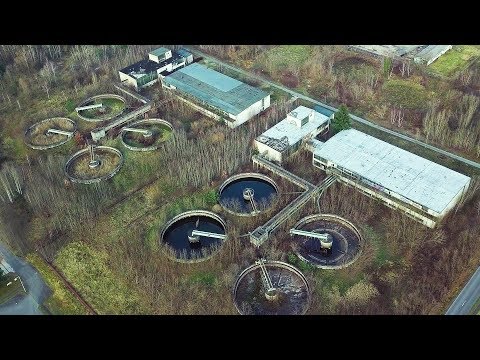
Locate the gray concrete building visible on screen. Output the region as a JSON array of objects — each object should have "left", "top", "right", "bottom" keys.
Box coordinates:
[
  {"left": 162, "top": 63, "right": 270, "bottom": 128},
  {"left": 311, "top": 129, "right": 471, "bottom": 227},
  {"left": 255, "top": 106, "right": 330, "bottom": 163}
]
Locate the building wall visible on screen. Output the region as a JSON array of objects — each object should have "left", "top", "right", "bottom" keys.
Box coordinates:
[
  {"left": 254, "top": 140, "right": 283, "bottom": 163},
  {"left": 149, "top": 50, "right": 172, "bottom": 63},
  {"left": 119, "top": 72, "right": 138, "bottom": 89},
  {"left": 312, "top": 156, "right": 438, "bottom": 228},
  {"left": 439, "top": 178, "right": 471, "bottom": 218},
  {"left": 427, "top": 45, "right": 452, "bottom": 65},
  {"left": 171, "top": 62, "right": 185, "bottom": 71},
  {"left": 256, "top": 122, "right": 329, "bottom": 164},
  {"left": 226, "top": 95, "right": 271, "bottom": 129},
  {"left": 414, "top": 45, "right": 452, "bottom": 66},
  {"left": 336, "top": 172, "right": 436, "bottom": 228}
]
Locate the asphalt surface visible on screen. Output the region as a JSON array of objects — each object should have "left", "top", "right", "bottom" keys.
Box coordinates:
[
  {"left": 187, "top": 47, "right": 480, "bottom": 171},
  {"left": 0, "top": 243, "right": 51, "bottom": 315},
  {"left": 446, "top": 265, "right": 480, "bottom": 315}
]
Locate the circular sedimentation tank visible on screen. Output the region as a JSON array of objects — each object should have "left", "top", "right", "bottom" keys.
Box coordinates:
[
  {"left": 219, "top": 173, "right": 278, "bottom": 216},
  {"left": 24, "top": 117, "right": 76, "bottom": 150},
  {"left": 76, "top": 94, "right": 126, "bottom": 122},
  {"left": 233, "top": 260, "right": 311, "bottom": 315},
  {"left": 160, "top": 210, "right": 227, "bottom": 263},
  {"left": 120, "top": 118, "right": 173, "bottom": 151},
  {"left": 291, "top": 214, "right": 364, "bottom": 269},
  {"left": 65, "top": 146, "right": 124, "bottom": 184}
]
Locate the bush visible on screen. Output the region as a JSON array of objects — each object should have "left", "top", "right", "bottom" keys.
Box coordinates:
[
  {"left": 2, "top": 137, "right": 28, "bottom": 161},
  {"left": 204, "top": 189, "right": 219, "bottom": 207},
  {"left": 64, "top": 99, "right": 76, "bottom": 113},
  {"left": 287, "top": 252, "right": 316, "bottom": 272}
]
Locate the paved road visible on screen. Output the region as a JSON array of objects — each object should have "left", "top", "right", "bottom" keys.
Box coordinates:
[
  {"left": 0, "top": 243, "right": 51, "bottom": 315},
  {"left": 446, "top": 265, "right": 480, "bottom": 315},
  {"left": 187, "top": 47, "right": 480, "bottom": 171}
]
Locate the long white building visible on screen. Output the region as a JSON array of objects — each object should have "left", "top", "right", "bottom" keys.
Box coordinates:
[
  {"left": 311, "top": 129, "right": 471, "bottom": 227},
  {"left": 255, "top": 106, "right": 330, "bottom": 163}
]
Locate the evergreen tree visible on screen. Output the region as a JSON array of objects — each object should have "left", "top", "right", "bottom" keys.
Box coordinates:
[{"left": 331, "top": 105, "right": 352, "bottom": 134}]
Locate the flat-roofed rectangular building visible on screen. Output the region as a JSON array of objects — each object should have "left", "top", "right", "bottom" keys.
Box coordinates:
[
  {"left": 162, "top": 63, "right": 270, "bottom": 128},
  {"left": 118, "top": 47, "right": 193, "bottom": 90},
  {"left": 255, "top": 106, "right": 330, "bottom": 163},
  {"left": 312, "top": 129, "right": 471, "bottom": 227}
]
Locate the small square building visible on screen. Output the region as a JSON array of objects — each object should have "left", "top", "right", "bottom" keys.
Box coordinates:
[{"left": 255, "top": 106, "right": 330, "bottom": 163}]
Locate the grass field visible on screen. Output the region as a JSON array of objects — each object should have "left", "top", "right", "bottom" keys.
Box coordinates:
[
  {"left": 55, "top": 241, "right": 145, "bottom": 314},
  {"left": 429, "top": 45, "right": 480, "bottom": 77},
  {"left": 259, "top": 45, "right": 312, "bottom": 74},
  {"left": 26, "top": 253, "right": 87, "bottom": 315},
  {"left": 382, "top": 78, "right": 430, "bottom": 110},
  {"left": 0, "top": 272, "right": 24, "bottom": 304}
]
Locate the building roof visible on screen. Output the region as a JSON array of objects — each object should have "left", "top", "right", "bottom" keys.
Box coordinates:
[
  {"left": 256, "top": 106, "right": 329, "bottom": 152},
  {"left": 314, "top": 105, "right": 334, "bottom": 118},
  {"left": 0, "top": 257, "right": 13, "bottom": 274},
  {"left": 119, "top": 51, "right": 188, "bottom": 80},
  {"left": 176, "top": 48, "right": 192, "bottom": 58},
  {"left": 119, "top": 59, "right": 163, "bottom": 79},
  {"left": 415, "top": 45, "right": 451, "bottom": 63},
  {"left": 351, "top": 45, "right": 421, "bottom": 58},
  {"left": 149, "top": 47, "right": 170, "bottom": 57},
  {"left": 314, "top": 129, "right": 471, "bottom": 214},
  {"left": 163, "top": 63, "right": 269, "bottom": 116}
]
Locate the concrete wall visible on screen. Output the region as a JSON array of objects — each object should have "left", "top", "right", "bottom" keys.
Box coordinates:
[
  {"left": 165, "top": 88, "right": 222, "bottom": 121},
  {"left": 255, "top": 140, "right": 283, "bottom": 163},
  {"left": 414, "top": 45, "right": 452, "bottom": 66},
  {"left": 312, "top": 157, "right": 437, "bottom": 228},
  {"left": 227, "top": 94, "right": 271, "bottom": 129},
  {"left": 119, "top": 72, "right": 138, "bottom": 89},
  {"left": 439, "top": 178, "right": 471, "bottom": 218},
  {"left": 254, "top": 122, "right": 328, "bottom": 164},
  {"left": 149, "top": 50, "right": 172, "bottom": 63},
  {"left": 427, "top": 45, "right": 452, "bottom": 65},
  {"left": 155, "top": 64, "right": 170, "bottom": 75}
]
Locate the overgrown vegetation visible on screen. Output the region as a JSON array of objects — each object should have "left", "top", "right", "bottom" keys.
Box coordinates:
[
  {"left": 1, "top": 45, "right": 480, "bottom": 315},
  {"left": 197, "top": 45, "right": 480, "bottom": 161},
  {"left": 26, "top": 253, "right": 86, "bottom": 314},
  {"left": 430, "top": 45, "right": 480, "bottom": 77}
]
